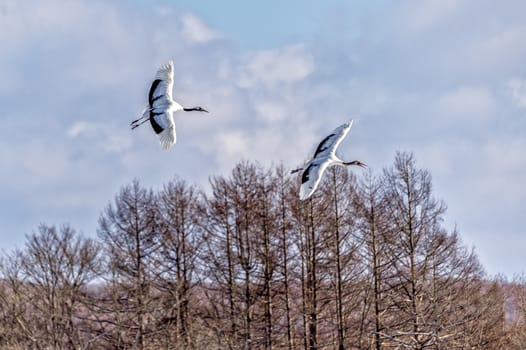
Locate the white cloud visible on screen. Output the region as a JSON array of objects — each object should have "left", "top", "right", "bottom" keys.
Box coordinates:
[
  {"left": 397, "top": 0, "right": 462, "bottom": 34},
  {"left": 479, "top": 137, "right": 526, "bottom": 206},
  {"left": 418, "top": 135, "right": 526, "bottom": 221},
  {"left": 1, "top": 0, "right": 526, "bottom": 277},
  {"left": 459, "top": 26, "right": 526, "bottom": 73},
  {"left": 212, "top": 131, "right": 251, "bottom": 173},
  {"left": 0, "top": 142, "right": 69, "bottom": 184},
  {"left": 254, "top": 98, "right": 288, "bottom": 123},
  {"left": 211, "top": 124, "right": 317, "bottom": 177},
  {"left": 377, "top": 1, "right": 526, "bottom": 81},
  {"left": 414, "top": 135, "right": 526, "bottom": 270},
  {"left": 433, "top": 86, "right": 496, "bottom": 124},
  {"left": 506, "top": 78, "right": 526, "bottom": 108},
  {"left": 67, "top": 121, "right": 98, "bottom": 138},
  {"left": 181, "top": 13, "right": 221, "bottom": 44},
  {"left": 237, "top": 44, "right": 314, "bottom": 88},
  {"left": 67, "top": 121, "right": 132, "bottom": 153}
]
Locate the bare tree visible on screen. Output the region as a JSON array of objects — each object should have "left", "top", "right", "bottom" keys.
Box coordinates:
[
  {"left": 0, "top": 249, "right": 36, "bottom": 349},
  {"left": 503, "top": 274, "right": 526, "bottom": 349},
  {"left": 154, "top": 177, "right": 206, "bottom": 348},
  {"left": 317, "top": 167, "right": 364, "bottom": 350},
  {"left": 254, "top": 167, "right": 277, "bottom": 350},
  {"left": 202, "top": 162, "right": 287, "bottom": 349},
  {"left": 274, "top": 165, "right": 296, "bottom": 350},
  {"left": 376, "top": 152, "right": 499, "bottom": 349},
  {"left": 213, "top": 162, "right": 276, "bottom": 349},
  {"left": 201, "top": 172, "right": 239, "bottom": 348},
  {"left": 289, "top": 176, "right": 333, "bottom": 349},
  {"left": 98, "top": 180, "right": 160, "bottom": 349},
  {"left": 352, "top": 171, "right": 396, "bottom": 349},
  {"left": 0, "top": 155, "right": 517, "bottom": 349},
  {"left": 0, "top": 224, "right": 101, "bottom": 349},
  {"left": 378, "top": 152, "right": 446, "bottom": 348}
]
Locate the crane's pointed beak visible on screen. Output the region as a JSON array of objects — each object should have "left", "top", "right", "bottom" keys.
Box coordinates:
[
  {"left": 344, "top": 160, "right": 368, "bottom": 168},
  {"left": 358, "top": 162, "right": 368, "bottom": 169}
]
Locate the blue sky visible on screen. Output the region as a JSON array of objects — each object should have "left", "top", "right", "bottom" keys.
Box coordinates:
[{"left": 0, "top": 0, "right": 525, "bottom": 276}]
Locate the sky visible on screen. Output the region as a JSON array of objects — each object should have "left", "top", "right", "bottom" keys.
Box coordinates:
[{"left": 0, "top": 0, "right": 525, "bottom": 277}]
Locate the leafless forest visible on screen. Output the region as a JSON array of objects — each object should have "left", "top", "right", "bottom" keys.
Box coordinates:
[{"left": 1, "top": 152, "right": 525, "bottom": 349}]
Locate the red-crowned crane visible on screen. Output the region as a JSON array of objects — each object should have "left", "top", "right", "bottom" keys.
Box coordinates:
[
  {"left": 130, "top": 60, "right": 208, "bottom": 149},
  {"left": 291, "top": 120, "right": 367, "bottom": 200}
]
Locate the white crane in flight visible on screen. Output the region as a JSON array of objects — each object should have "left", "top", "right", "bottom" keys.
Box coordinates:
[
  {"left": 130, "top": 60, "right": 208, "bottom": 149},
  {"left": 291, "top": 120, "right": 367, "bottom": 200}
]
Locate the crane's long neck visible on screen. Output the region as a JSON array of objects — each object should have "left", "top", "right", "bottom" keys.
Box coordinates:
[
  {"left": 332, "top": 154, "right": 367, "bottom": 168},
  {"left": 183, "top": 106, "right": 209, "bottom": 113},
  {"left": 343, "top": 160, "right": 360, "bottom": 166},
  {"left": 343, "top": 160, "right": 367, "bottom": 169}
]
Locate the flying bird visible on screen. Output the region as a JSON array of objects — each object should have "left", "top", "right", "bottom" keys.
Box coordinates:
[
  {"left": 291, "top": 120, "right": 367, "bottom": 200},
  {"left": 130, "top": 60, "right": 208, "bottom": 149}
]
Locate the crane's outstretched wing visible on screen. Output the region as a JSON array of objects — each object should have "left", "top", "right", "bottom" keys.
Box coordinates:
[
  {"left": 311, "top": 120, "right": 353, "bottom": 159},
  {"left": 148, "top": 60, "right": 174, "bottom": 108},
  {"left": 149, "top": 110, "right": 176, "bottom": 149},
  {"left": 299, "top": 159, "right": 331, "bottom": 200},
  {"left": 146, "top": 61, "right": 177, "bottom": 149}
]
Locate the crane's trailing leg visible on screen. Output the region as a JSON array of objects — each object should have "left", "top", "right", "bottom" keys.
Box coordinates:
[
  {"left": 131, "top": 118, "right": 150, "bottom": 130},
  {"left": 130, "top": 108, "right": 151, "bottom": 130},
  {"left": 291, "top": 167, "right": 303, "bottom": 174}
]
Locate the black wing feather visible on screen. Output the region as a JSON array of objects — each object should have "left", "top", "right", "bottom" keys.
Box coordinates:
[
  {"left": 149, "top": 111, "right": 165, "bottom": 134},
  {"left": 302, "top": 163, "right": 316, "bottom": 184},
  {"left": 148, "top": 79, "right": 163, "bottom": 105},
  {"left": 312, "top": 133, "right": 335, "bottom": 158}
]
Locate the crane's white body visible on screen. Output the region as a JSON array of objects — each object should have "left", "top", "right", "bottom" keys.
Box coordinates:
[{"left": 293, "top": 121, "right": 366, "bottom": 200}]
